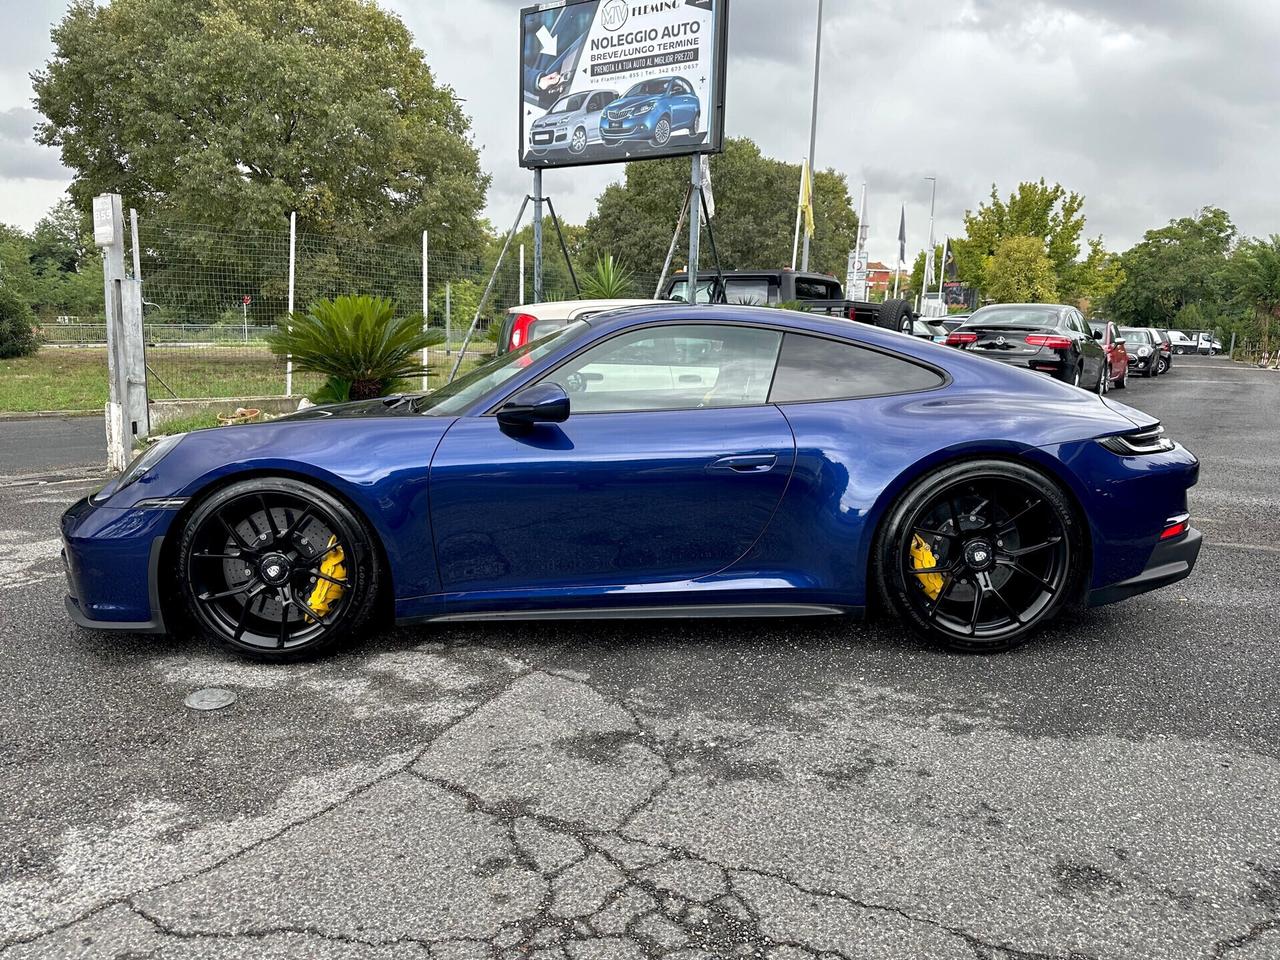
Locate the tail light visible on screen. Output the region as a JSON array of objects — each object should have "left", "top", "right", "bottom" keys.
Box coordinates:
[
  {"left": 1160, "top": 513, "right": 1190, "bottom": 540},
  {"left": 1025, "top": 334, "right": 1073, "bottom": 350},
  {"left": 945, "top": 332, "right": 977, "bottom": 346},
  {"left": 509, "top": 313, "right": 537, "bottom": 350}
]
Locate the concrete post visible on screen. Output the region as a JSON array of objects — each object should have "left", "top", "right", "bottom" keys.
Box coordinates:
[{"left": 94, "top": 193, "right": 148, "bottom": 471}]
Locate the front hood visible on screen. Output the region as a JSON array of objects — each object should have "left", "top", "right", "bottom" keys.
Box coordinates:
[
  {"left": 1102, "top": 397, "right": 1159, "bottom": 430},
  {"left": 281, "top": 395, "right": 423, "bottom": 421}
]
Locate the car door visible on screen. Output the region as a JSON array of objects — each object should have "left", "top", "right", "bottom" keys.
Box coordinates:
[
  {"left": 585, "top": 91, "right": 613, "bottom": 142},
  {"left": 1071, "top": 310, "right": 1104, "bottom": 385},
  {"left": 672, "top": 79, "right": 697, "bottom": 129},
  {"left": 428, "top": 322, "right": 796, "bottom": 596}
]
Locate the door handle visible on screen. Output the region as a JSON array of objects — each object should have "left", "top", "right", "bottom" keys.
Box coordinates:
[{"left": 708, "top": 454, "right": 777, "bottom": 474}]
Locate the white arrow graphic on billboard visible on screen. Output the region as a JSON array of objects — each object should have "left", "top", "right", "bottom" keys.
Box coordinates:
[{"left": 537, "top": 26, "right": 558, "bottom": 56}]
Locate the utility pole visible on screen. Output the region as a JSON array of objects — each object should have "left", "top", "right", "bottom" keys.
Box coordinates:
[
  {"left": 800, "top": 0, "right": 824, "bottom": 272},
  {"left": 688, "top": 155, "right": 702, "bottom": 292}
]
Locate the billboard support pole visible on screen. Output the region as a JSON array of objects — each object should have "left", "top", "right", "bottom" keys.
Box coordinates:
[
  {"left": 800, "top": 0, "right": 824, "bottom": 272},
  {"left": 532, "top": 169, "right": 544, "bottom": 303},
  {"left": 449, "top": 195, "right": 530, "bottom": 383},
  {"left": 687, "top": 154, "right": 702, "bottom": 294},
  {"left": 655, "top": 186, "right": 692, "bottom": 299},
  {"left": 545, "top": 196, "right": 580, "bottom": 296}
]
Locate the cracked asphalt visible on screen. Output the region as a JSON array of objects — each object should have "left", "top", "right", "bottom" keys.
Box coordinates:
[{"left": 1, "top": 355, "right": 1278, "bottom": 960}]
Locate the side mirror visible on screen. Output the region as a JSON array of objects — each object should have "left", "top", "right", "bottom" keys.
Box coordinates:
[
  {"left": 497, "top": 382, "right": 569, "bottom": 431},
  {"left": 1092, "top": 329, "right": 1104, "bottom": 340}
]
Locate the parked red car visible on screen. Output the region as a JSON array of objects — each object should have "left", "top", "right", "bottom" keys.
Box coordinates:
[{"left": 1089, "top": 320, "right": 1128, "bottom": 392}]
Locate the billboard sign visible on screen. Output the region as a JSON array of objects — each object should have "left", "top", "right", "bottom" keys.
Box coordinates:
[{"left": 520, "top": 0, "right": 728, "bottom": 169}]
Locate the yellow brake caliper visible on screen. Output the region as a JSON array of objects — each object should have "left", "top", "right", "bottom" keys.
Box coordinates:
[
  {"left": 307, "top": 536, "right": 346, "bottom": 617},
  {"left": 910, "top": 534, "right": 944, "bottom": 601}
]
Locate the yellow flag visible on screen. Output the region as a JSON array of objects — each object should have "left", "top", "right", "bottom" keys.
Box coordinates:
[{"left": 800, "top": 160, "right": 816, "bottom": 238}]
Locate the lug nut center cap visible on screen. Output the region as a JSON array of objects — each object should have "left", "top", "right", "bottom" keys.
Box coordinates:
[
  {"left": 259, "top": 553, "right": 292, "bottom": 586},
  {"left": 964, "top": 540, "right": 995, "bottom": 572}
]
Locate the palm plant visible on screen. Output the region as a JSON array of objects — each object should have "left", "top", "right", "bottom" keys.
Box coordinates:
[
  {"left": 579, "top": 256, "right": 635, "bottom": 300},
  {"left": 266, "top": 294, "right": 443, "bottom": 402},
  {"left": 1226, "top": 235, "right": 1280, "bottom": 354}
]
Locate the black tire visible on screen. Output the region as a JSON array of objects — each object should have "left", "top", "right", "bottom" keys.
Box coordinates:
[
  {"left": 177, "top": 477, "right": 381, "bottom": 661},
  {"left": 1097, "top": 364, "right": 1108, "bottom": 395},
  {"left": 877, "top": 299, "right": 914, "bottom": 332},
  {"left": 874, "top": 459, "right": 1085, "bottom": 653},
  {"left": 1142, "top": 361, "right": 1156, "bottom": 378},
  {"left": 1157, "top": 355, "right": 1170, "bottom": 375},
  {"left": 1114, "top": 364, "right": 1127, "bottom": 389},
  {"left": 1068, "top": 362, "right": 1084, "bottom": 387}
]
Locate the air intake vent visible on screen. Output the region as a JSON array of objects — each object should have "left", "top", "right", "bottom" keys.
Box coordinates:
[{"left": 1099, "top": 424, "right": 1175, "bottom": 455}]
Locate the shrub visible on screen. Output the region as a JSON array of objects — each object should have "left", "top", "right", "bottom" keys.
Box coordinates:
[
  {"left": 0, "top": 286, "right": 38, "bottom": 359},
  {"left": 265, "top": 294, "right": 443, "bottom": 402},
  {"left": 579, "top": 256, "right": 635, "bottom": 299}
]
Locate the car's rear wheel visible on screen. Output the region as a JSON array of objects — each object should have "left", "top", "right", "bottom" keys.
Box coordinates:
[
  {"left": 570, "top": 127, "right": 587, "bottom": 154},
  {"left": 178, "top": 478, "right": 380, "bottom": 661},
  {"left": 1157, "top": 354, "right": 1170, "bottom": 375},
  {"left": 1097, "top": 364, "right": 1109, "bottom": 395},
  {"left": 875, "top": 460, "right": 1083, "bottom": 653},
  {"left": 1070, "top": 362, "right": 1083, "bottom": 387}
]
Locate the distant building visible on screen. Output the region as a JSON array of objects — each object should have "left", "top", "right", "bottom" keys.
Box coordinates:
[{"left": 865, "top": 261, "right": 893, "bottom": 294}]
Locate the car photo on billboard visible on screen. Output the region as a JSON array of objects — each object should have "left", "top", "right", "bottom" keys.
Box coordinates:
[{"left": 519, "top": 0, "right": 729, "bottom": 170}]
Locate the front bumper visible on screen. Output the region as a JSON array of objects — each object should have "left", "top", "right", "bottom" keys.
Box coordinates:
[
  {"left": 601, "top": 113, "right": 658, "bottom": 143},
  {"left": 529, "top": 126, "right": 570, "bottom": 151},
  {"left": 61, "top": 496, "right": 176, "bottom": 633},
  {"left": 1088, "top": 528, "right": 1203, "bottom": 606},
  {"left": 1126, "top": 354, "right": 1155, "bottom": 370}
]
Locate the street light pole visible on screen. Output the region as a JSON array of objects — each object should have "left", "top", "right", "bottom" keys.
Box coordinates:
[{"left": 800, "top": 0, "right": 824, "bottom": 273}]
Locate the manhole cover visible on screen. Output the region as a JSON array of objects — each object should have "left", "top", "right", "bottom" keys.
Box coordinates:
[{"left": 185, "top": 687, "right": 237, "bottom": 711}]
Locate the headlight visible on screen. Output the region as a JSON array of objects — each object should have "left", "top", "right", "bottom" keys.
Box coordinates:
[
  {"left": 635, "top": 102, "right": 655, "bottom": 115},
  {"left": 1138, "top": 346, "right": 1151, "bottom": 357},
  {"left": 91, "top": 434, "right": 184, "bottom": 503}
]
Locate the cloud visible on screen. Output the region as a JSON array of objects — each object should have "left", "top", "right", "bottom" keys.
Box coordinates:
[{"left": 0, "top": 107, "right": 67, "bottom": 181}]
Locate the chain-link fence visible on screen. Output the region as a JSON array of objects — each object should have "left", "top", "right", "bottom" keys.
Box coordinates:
[{"left": 35, "top": 214, "right": 678, "bottom": 404}]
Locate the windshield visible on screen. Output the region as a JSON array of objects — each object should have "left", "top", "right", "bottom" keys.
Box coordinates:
[
  {"left": 624, "top": 79, "right": 668, "bottom": 98},
  {"left": 966, "top": 306, "right": 1061, "bottom": 328},
  {"left": 417, "top": 321, "right": 589, "bottom": 416},
  {"left": 1119, "top": 328, "right": 1152, "bottom": 344},
  {"left": 549, "top": 93, "right": 587, "bottom": 114}
]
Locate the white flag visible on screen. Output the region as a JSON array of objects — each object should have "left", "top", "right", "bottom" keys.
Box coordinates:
[{"left": 699, "top": 155, "right": 714, "bottom": 223}]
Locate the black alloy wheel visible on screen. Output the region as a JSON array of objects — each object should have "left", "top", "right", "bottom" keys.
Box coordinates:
[
  {"left": 876, "top": 460, "right": 1082, "bottom": 652},
  {"left": 178, "top": 478, "right": 380, "bottom": 660}
]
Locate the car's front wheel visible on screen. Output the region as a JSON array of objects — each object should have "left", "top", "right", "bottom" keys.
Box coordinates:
[
  {"left": 651, "top": 115, "right": 672, "bottom": 146},
  {"left": 177, "top": 478, "right": 381, "bottom": 661},
  {"left": 875, "top": 460, "right": 1084, "bottom": 652}
]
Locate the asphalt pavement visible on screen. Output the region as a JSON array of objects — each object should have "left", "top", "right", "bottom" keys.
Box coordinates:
[
  {"left": 1, "top": 355, "right": 1278, "bottom": 960},
  {"left": 0, "top": 415, "right": 103, "bottom": 475}
]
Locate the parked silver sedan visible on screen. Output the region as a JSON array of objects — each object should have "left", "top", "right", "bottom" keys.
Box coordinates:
[{"left": 528, "top": 89, "right": 618, "bottom": 157}]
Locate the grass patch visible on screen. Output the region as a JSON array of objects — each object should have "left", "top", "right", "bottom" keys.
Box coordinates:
[{"left": 1, "top": 346, "right": 492, "bottom": 413}]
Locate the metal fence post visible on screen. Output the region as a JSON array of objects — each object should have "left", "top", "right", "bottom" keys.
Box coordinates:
[
  {"left": 94, "top": 194, "right": 148, "bottom": 470},
  {"left": 421, "top": 230, "right": 430, "bottom": 391},
  {"left": 285, "top": 211, "right": 296, "bottom": 398},
  {"left": 445, "top": 282, "right": 452, "bottom": 359}
]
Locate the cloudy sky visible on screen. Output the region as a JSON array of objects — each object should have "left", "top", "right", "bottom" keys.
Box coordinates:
[{"left": 3, "top": 0, "right": 1279, "bottom": 266}]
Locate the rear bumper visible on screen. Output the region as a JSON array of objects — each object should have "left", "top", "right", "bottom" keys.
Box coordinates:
[{"left": 1088, "top": 528, "right": 1202, "bottom": 606}]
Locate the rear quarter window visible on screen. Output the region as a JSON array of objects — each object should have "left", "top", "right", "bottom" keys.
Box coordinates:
[{"left": 769, "top": 333, "right": 944, "bottom": 403}]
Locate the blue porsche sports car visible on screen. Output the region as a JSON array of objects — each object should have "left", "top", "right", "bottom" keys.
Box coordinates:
[{"left": 62, "top": 305, "right": 1201, "bottom": 660}]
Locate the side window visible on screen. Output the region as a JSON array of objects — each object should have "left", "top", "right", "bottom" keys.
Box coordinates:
[
  {"left": 793, "top": 278, "right": 840, "bottom": 301},
  {"left": 541, "top": 324, "right": 783, "bottom": 414},
  {"left": 769, "top": 333, "right": 944, "bottom": 403}
]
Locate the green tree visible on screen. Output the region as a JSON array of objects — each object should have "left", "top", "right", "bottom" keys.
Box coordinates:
[
  {"left": 0, "top": 285, "right": 39, "bottom": 359},
  {"left": 954, "top": 179, "right": 1105, "bottom": 300},
  {"left": 982, "top": 236, "right": 1059, "bottom": 303},
  {"left": 33, "top": 0, "right": 488, "bottom": 254},
  {"left": 1224, "top": 235, "right": 1280, "bottom": 353},
  {"left": 580, "top": 138, "right": 858, "bottom": 282},
  {"left": 1105, "top": 207, "right": 1235, "bottom": 327}
]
